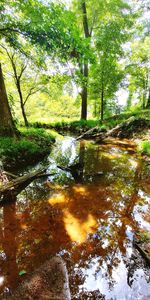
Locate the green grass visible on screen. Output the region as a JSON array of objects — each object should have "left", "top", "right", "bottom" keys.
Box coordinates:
[
  {"left": 27, "top": 109, "right": 150, "bottom": 132},
  {"left": 0, "top": 138, "right": 41, "bottom": 158},
  {"left": 0, "top": 128, "right": 56, "bottom": 168},
  {"left": 19, "top": 127, "right": 56, "bottom": 143},
  {"left": 138, "top": 141, "right": 150, "bottom": 155}
]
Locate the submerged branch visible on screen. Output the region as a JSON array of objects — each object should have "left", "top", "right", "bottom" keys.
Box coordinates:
[{"left": 0, "top": 168, "right": 55, "bottom": 201}]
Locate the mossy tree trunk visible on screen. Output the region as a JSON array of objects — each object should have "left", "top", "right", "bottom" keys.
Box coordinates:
[{"left": 0, "top": 64, "right": 18, "bottom": 137}]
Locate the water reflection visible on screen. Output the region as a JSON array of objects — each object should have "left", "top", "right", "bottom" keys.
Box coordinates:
[{"left": 0, "top": 136, "right": 149, "bottom": 299}]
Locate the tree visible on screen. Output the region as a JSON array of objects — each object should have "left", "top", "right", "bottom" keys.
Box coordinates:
[
  {"left": 89, "top": 10, "right": 131, "bottom": 121},
  {"left": 72, "top": 0, "right": 134, "bottom": 120},
  {"left": 0, "top": 64, "right": 18, "bottom": 137},
  {"left": 79, "top": 1, "right": 91, "bottom": 120},
  {"left": 90, "top": 60, "right": 123, "bottom": 121},
  {"left": 126, "top": 37, "right": 150, "bottom": 109},
  {"left": 0, "top": 43, "right": 51, "bottom": 126},
  {"left": 0, "top": 0, "right": 84, "bottom": 130}
]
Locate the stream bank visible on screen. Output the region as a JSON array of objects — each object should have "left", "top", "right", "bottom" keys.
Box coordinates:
[{"left": 0, "top": 128, "right": 56, "bottom": 170}]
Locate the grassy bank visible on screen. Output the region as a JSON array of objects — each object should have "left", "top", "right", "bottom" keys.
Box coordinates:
[
  {"left": 0, "top": 128, "right": 56, "bottom": 169},
  {"left": 27, "top": 109, "right": 150, "bottom": 133}
]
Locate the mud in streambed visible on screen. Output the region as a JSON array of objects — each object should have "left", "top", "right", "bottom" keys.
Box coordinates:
[{"left": 0, "top": 136, "right": 149, "bottom": 300}]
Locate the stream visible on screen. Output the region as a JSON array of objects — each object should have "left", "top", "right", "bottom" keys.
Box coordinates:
[{"left": 0, "top": 134, "right": 150, "bottom": 299}]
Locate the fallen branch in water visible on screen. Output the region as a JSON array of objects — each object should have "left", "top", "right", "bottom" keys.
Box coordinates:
[
  {"left": 0, "top": 168, "right": 55, "bottom": 201},
  {"left": 76, "top": 126, "right": 101, "bottom": 140}
]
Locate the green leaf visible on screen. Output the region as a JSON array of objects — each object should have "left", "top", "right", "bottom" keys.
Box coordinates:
[
  {"left": 34, "top": 238, "right": 41, "bottom": 244},
  {"left": 19, "top": 270, "right": 27, "bottom": 276}
]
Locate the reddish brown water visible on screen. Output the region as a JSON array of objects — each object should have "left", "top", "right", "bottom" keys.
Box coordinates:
[{"left": 0, "top": 136, "right": 150, "bottom": 299}]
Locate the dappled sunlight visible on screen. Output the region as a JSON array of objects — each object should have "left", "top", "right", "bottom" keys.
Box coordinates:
[
  {"left": 46, "top": 182, "right": 64, "bottom": 190},
  {"left": 20, "top": 223, "right": 28, "bottom": 229},
  {"left": 0, "top": 276, "right": 4, "bottom": 287},
  {"left": 48, "top": 192, "right": 67, "bottom": 205},
  {"left": 101, "top": 152, "right": 122, "bottom": 160},
  {"left": 63, "top": 210, "right": 97, "bottom": 243},
  {"left": 129, "top": 158, "right": 138, "bottom": 169},
  {"left": 72, "top": 185, "right": 87, "bottom": 194}
]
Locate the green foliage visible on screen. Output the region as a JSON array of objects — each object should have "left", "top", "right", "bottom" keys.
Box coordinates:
[
  {"left": 20, "top": 127, "right": 56, "bottom": 143},
  {"left": 138, "top": 141, "right": 150, "bottom": 155},
  {"left": 0, "top": 128, "right": 55, "bottom": 166},
  {"left": 28, "top": 109, "right": 150, "bottom": 132},
  {"left": 0, "top": 0, "right": 148, "bottom": 124},
  {"left": 19, "top": 270, "right": 27, "bottom": 276},
  {"left": 88, "top": 0, "right": 134, "bottom": 119},
  {"left": 0, "top": 138, "right": 40, "bottom": 158},
  {"left": 126, "top": 37, "right": 150, "bottom": 109}
]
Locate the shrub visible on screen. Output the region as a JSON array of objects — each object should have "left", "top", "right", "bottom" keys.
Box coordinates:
[{"left": 138, "top": 141, "right": 150, "bottom": 155}]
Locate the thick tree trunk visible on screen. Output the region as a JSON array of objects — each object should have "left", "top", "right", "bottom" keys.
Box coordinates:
[{"left": 0, "top": 64, "right": 18, "bottom": 137}]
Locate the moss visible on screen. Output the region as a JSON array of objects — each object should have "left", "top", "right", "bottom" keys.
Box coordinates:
[
  {"left": 19, "top": 127, "right": 56, "bottom": 143},
  {"left": 0, "top": 125, "right": 19, "bottom": 137},
  {"left": 0, "top": 128, "right": 56, "bottom": 168}
]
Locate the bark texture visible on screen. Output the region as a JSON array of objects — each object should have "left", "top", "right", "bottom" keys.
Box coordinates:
[
  {"left": 80, "top": 1, "right": 90, "bottom": 120},
  {"left": 0, "top": 64, "right": 17, "bottom": 137}
]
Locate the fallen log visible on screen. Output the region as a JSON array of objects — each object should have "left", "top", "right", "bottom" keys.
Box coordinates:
[
  {"left": 76, "top": 117, "right": 150, "bottom": 143},
  {"left": 76, "top": 126, "right": 100, "bottom": 140},
  {"left": 0, "top": 168, "right": 55, "bottom": 201},
  {"left": 0, "top": 256, "right": 71, "bottom": 300}
]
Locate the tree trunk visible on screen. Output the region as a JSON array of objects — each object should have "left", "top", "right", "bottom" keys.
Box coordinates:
[
  {"left": 80, "top": 1, "right": 90, "bottom": 120},
  {"left": 0, "top": 64, "right": 18, "bottom": 137},
  {"left": 146, "top": 88, "right": 150, "bottom": 108},
  {"left": 94, "top": 99, "right": 97, "bottom": 118},
  {"left": 21, "top": 101, "right": 29, "bottom": 127},
  {"left": 127, "top": 90, "right": 133, "bottom": 108},
  {"left": 81, "top": 63, "right": 88, "bottom": 120},
  {"left": 100, "top": 87, "right": 104, "bottom": 122},
  {"left": 16, "top": 80, "right": 29, "bottom": 127}
]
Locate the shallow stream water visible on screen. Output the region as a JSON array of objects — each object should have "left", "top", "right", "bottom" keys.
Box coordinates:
[{"left": 0, "top": 135, "right": 150, "bottom": 299}]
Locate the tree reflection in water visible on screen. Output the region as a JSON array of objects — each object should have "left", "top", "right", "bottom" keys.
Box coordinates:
[{"left": 0, "top": 137, "right": 149, "bottom": 299}]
